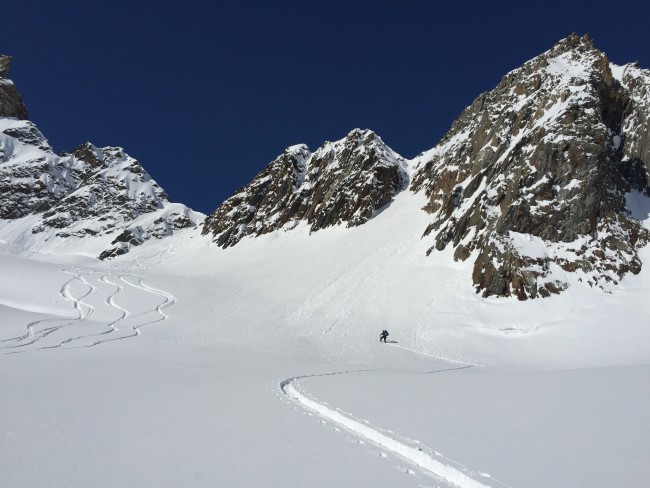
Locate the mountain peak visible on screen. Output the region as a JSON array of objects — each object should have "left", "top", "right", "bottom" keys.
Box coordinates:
[
  {"left": 203, "top": 130, "right": 406, "bottom": 247},
  {"left": 0, "top": 55, "right": 201, "bottom": 259},
  {"left": 0, "top": 54, "right": 28, "bottom": 120},
  {"left": 410, "top": 34, "right": 650, "bottom": 299},
  {"left": 551, "top": 32, "right": 595, "bottom": 55},
  {"left": 345, "top": 127, "right": 376, "bottom": 140},
  {"left": 0, "top": 55, "right": 12, "bottom": 77}
]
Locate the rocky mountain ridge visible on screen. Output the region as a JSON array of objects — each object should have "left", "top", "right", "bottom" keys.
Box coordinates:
[
  {"left": 408, "top": 33, "right": 650, "bottom": 299},
  {"left": 0, "top": 55, "right": 201, "bottom": 259},
  {"left": 204, "top": 34, "right": 650, "bottom": 299},
  {"left": 0, "top": 55, "right": 28, "bottom": 120},
  {"left": 202, "top": 128, "right": 407, "bottom": 247},
  {"left": 3, "top": 35, "right": 650, "bottom": 299}
]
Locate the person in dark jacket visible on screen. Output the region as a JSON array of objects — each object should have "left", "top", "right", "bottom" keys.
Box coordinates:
[{"left": 379, "top": 329, "right": 389, "bottom": 343}]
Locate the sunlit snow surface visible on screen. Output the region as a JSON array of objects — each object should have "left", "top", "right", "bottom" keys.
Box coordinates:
[{"left": 1, "top": 187, "right": 649, "bottom": 488}]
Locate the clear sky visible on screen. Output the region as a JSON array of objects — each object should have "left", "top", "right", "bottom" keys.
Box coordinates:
[{"left": 2, "top": 0, "right": 648, "bottom": 214}]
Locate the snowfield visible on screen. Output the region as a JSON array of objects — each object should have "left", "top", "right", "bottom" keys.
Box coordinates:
[{"left": 1, "top": 189, "right": 650, "bottom": 487}]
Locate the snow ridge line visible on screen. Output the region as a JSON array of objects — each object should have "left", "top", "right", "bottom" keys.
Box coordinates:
[{"left": 280, "top": 371, "right": 506, "bottom": 488}]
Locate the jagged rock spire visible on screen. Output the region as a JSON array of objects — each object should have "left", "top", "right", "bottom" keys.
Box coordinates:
[
  {"left": 0, "top": 55, "right": 12, "bottom": 77},
  {"left": 202, "top": 128, "right": 407, "bottom": 247},
  {"left": 0, "top": 55, "right": 28, "bottom": 119}
]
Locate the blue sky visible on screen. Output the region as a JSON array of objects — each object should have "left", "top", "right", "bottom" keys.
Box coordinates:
[{"left": 2, "top": 0, "right": 648, "bottom": 213}]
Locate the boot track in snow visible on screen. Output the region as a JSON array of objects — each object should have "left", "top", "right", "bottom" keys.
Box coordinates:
[{"left": 280, "top": 348, "right": 516, "bottom": 488}]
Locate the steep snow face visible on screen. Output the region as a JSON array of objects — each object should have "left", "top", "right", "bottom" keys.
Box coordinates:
[
  {"left": 410, "top": 33, "right": 650, "bottom": 299},
  {"left": 202, "top": 128, "right": 407, "bottom": 247},
  {"left": 0, "top": 73, "right": 201, "bottom": 260}
]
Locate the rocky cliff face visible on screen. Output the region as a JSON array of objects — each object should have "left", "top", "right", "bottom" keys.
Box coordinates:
[
  {"left": 203, "top": 34, "right": 650, "bottom": 299},
  {"left": 411, "top": 34, "right": 650, "bottom": 299},
  {"left": 202, "top": 128, "right": 407, "bottom": 247},
  {"left": 0, "top": 56, "right": 28, "bottom": 120},
  {"left": 0, "top": 59, "right": 201, "bottom": 259}
]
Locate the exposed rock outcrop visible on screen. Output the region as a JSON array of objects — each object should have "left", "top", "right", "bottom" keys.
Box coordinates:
[
  {"left": 0, "top": 55, "right": 28, "bottom": 119},
  {"left": 0, "top": 62, "right": 201, "bottom": 259},
  {"left": 411, "top": 34, "right": 650, "bottom": 299},
  {"left": 203, "top": 128, "right": 407, "bottom": 247}
]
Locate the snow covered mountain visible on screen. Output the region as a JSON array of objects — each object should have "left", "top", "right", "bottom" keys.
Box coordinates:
[
  {"left": 3, "top": 35, "right": 650, "bottom": 299},
  {"left": 202, "top": 128, "right": 407, "bottom": 247},
  {"left": 204, "top": 34, "right": 650, "bottom": 300},
  {"left": 411, "top": 33, "right": 650, "bottom": 299},
  {"left": 0, "top": 55, "right": 202, "bottom": 259}
]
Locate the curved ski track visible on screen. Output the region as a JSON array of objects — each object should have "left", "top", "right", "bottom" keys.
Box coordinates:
[
  {"left": 280, "top": 345, "right": 516, "bottom": 488},
  {"left": 0, "top": 271, "right": 89, "bottom": 350},
  {"left": 0, "top": 268, "right": 176, "bottom": 353}
]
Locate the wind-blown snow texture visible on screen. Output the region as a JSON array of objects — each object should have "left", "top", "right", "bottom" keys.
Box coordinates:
[{"left": 1, "top": 35, "right": 650, "bottom": 488}]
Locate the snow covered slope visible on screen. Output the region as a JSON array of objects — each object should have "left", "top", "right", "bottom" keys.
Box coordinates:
[{"left": 2, "top": 205, "right": 649, "bottom": 487}]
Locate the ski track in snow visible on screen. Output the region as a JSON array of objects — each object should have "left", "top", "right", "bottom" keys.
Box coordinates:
[
  {"left": 0, "top": 268, "right": 176, "bottom": 353},
  {"left": 119, "top": 275, "right": 176, "bottom": 322},
  {"left": 115, "top": 243, "right": 175, "bottom": 272},
  {"left": 55, "top": 274, "right": 132, "bottom": 348},
  {"left": 0, "top": 271, "right": 84, "bottom": 350},
  {"left": 387, "top": 343, "right": 478, "bottom": 367},
  {"left": 280, "top": 348, "right": 515, "bottom": 488}
]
